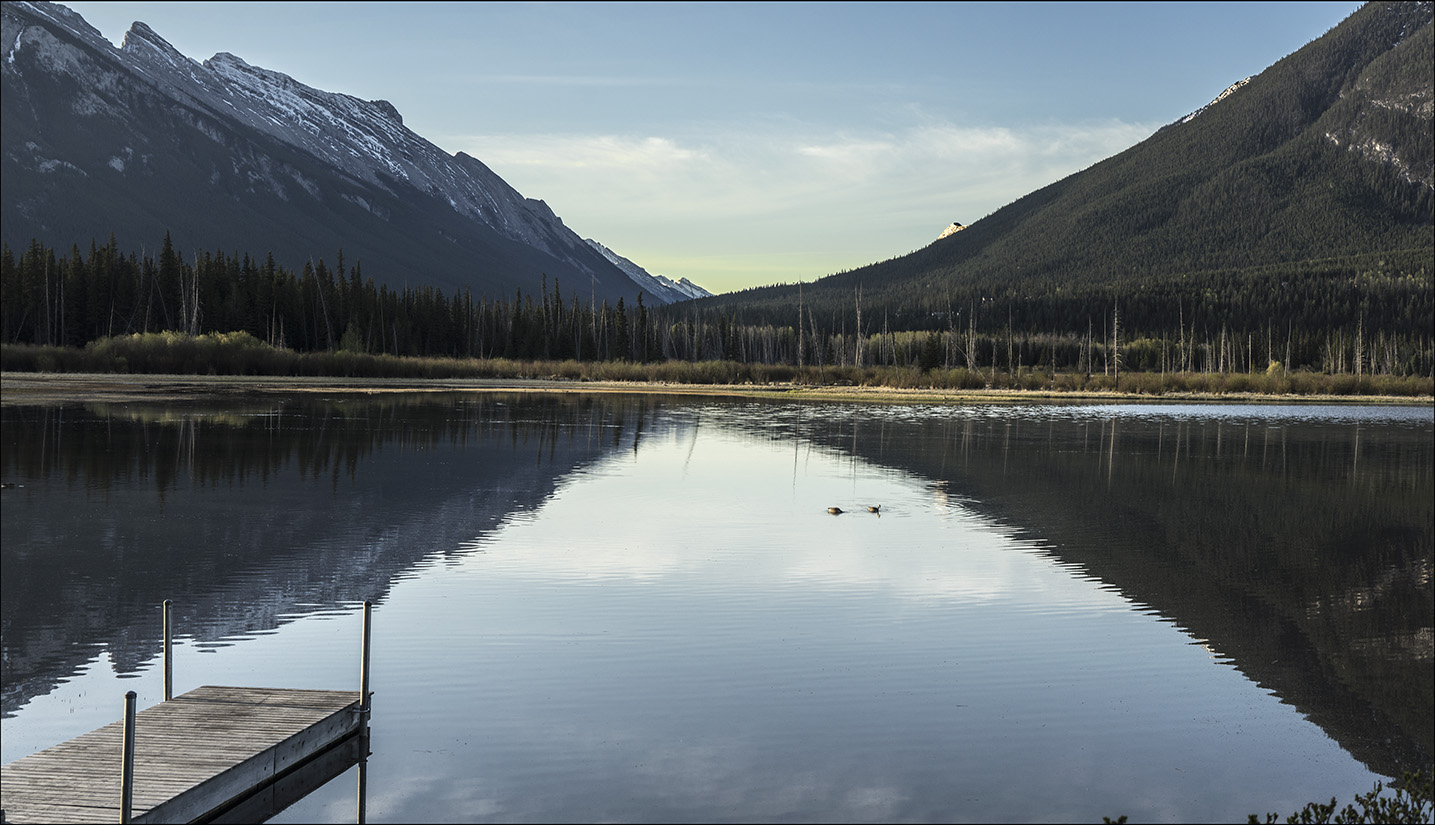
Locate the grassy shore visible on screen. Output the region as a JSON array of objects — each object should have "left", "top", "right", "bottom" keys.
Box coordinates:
[
  {"left": 2, "top": 334, "right": 1430, "bottom": 405},
  {"left": 3, "top": 370, "right": 1430, "bottom": 407}
]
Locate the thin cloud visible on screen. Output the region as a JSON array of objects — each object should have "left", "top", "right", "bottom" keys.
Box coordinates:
[
  {"left": 474, "top": 135, "right": 704, "bottom": 170},
  {"left": 457, "top": 118, "right": 1162, "bottom": 291},
  {"left": 472, "top": 74, "right": 692, "bottom": 87}
]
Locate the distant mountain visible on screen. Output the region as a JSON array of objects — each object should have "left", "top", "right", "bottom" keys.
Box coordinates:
[
  {"left": 0, "top": 1, "right": 701, "bottom": 304},
  {"left": 696, "top": 1, "right": 1432, "bottom": 339},
  {"left": 584, "top": 238, "right": 714, "bottom": 303}
]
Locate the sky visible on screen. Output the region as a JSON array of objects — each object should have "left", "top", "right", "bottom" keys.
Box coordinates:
[{"left": 64, "top": 1, "right": 1363, "bottom": 295}]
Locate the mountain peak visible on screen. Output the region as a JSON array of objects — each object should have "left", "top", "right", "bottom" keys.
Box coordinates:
[
  {"left": 938, "top": 222, "right": 966, "bottom": 240},
  {"left": 7, "top": 0, "right": 104, "bottom": 45},
  {"left": 205, "top": 51, "right": 250, "bottom": 70},
  {"left": 120, "top": 20, "right": 195, "bottom": 69},
  {"left": 1179, "top": 77, "right": 1253, "bottom": 125},
  {"left": 696, "top": 0, "right": 1431, "bottom": 338},
  {"left": 584, "top": 239, "right": 714, "bottom": 302},
  {"left": 1, "top": 0, "right": 673, "bottom": 304},
  {"left": 369, "top": 98, "right": 402, "bottom": 125}
]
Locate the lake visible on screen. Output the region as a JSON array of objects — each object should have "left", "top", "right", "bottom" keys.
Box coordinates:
[{"left": 1, "top": 392, "right": 1431, "bottom": 823}]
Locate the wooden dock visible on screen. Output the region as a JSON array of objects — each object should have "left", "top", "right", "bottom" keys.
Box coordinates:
[{"left": 0, "top": 685, "right": 365, "bottom": 824}]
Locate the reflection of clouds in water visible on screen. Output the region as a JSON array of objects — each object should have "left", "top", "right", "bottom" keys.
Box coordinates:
[
  {"left": 458, "top": 426, "right": 1119, "bottom": 611},
  {"left": 359, "top": 723, "right": 916, "bottom": 824},
  {"left": 364, "top": 746, "right": 912, "bottom": 825},
  {"left": 202, "top": 397, "right": 1429, "bottom": 823},
  {"left": 9, "top": 395, "right": 1422, "bottom": 823}
]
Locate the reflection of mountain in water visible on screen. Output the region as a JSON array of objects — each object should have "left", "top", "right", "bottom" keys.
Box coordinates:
[
  {"left": 764, "top": 403, "right": 1432, "bottom": 778},
  {"left": 0, "top": 393, "right": 679, "bottom": 717},
  {"left": 4, "top": 395, "right": 1430, "bottom": 781}
]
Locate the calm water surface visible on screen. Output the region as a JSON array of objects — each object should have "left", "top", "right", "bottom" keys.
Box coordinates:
[{"left": 1, "top": 394, "right": 1430, "bottom": 823}]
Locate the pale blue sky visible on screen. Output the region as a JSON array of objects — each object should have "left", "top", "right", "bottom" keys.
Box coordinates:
[{"left": 65, "top": 1, "right": 1362, "bottom": 293}]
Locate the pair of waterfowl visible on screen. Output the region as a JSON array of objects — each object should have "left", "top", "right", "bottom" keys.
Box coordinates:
[{"left": 827, "top": 505, "right": 880, "bottom": 515}]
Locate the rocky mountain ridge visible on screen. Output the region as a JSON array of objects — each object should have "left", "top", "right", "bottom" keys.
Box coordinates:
[
  {"left": 1, "top": 1, "right": 702, "bottom": 303},
  {"left": 584, "top": 238, "right": 714, "bottom": 303}
]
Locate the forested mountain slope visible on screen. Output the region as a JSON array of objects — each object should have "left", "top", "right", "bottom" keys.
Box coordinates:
[{"left": 696, "top": 1, "right": 1433, "bottom": 342}]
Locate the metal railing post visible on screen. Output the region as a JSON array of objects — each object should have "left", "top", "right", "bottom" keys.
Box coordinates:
[
  {"left": 359, "top": 601, "right": 372, "bottom": 715},
  {"left": 120, "top": 690, "right": 137, "bottom": 824},
  {"left": 356, "top": 752, "right": 368, "bottom": 825},
  {"left": 162, "top": 600, "right": 173, "bottom": 702},
  {"left": 357, "top": 599, "right": 373, "bottom": 825}
]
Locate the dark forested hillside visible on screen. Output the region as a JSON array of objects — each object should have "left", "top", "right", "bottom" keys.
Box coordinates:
[
  {"left": 692, "top": 1, "right": 1434, "bottom": 349},
  {"left": 0, "top": 1, "right": 655, "bottom": 304}
]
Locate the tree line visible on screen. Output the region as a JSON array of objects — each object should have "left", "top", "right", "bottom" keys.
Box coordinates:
[
  {"left": 1, "top": 234, "right": 661, "bottom": 363},
  {"left": 2, "top": 234, "right": 1431, "bottom": 378}
]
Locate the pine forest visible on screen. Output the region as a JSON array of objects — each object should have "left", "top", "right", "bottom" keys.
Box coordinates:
[{"left": 3, "top": 233, "right": 1430, "bottom": 390}]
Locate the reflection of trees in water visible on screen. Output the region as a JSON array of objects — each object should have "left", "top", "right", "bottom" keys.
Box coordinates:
[
  {"left": 3, "top": 394, "right": 659, "bottom": 494},
  {"left": 3, "top": 397, "right": 1429, "bottom": 777},
  {"left": 772, "top": 405, "right": 1432, "bottom": 778},
  {"left": 0, "top": 393, "right": 677, "bottom": 718}
]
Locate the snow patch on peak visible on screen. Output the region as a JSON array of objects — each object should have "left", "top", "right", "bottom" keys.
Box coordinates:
[
  {"left": 206, "top": 51, "right": 250, "bottom": 70},
  {"left": 1180, "top": 77, "right": 1252, "bottom": 124},
  {"left": 938, "top": 222, "right": 966, "bottom": 240},
  {"left": 584, "top": 239, "right": 714, "bottom": 304},
  {"left": 205, "top": 52, "right": 304, "bottom": 93}
]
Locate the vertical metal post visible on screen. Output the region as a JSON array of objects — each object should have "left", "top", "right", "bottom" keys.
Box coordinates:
[
  {"left": 359, "top": 601, "right": 372, "bottom": 714},
  {"left": 357, "top": 600, "right": 372, "bottom": 825},
  {"left": 162, "top": 600, "right": 173, "bottom": 702},
  {"left": 120, "top": 690, "right": 137, "bottom": 824},
  {"left": 356, "top": 752, "right": 368, "bottom": 825}
]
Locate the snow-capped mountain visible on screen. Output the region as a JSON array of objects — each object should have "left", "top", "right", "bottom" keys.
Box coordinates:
[
  {"left": 1, "top": 1, "right": 703, "bottom": 303},
  {"left": 584, "top": 239, "right": 714, "bottom": 303}
]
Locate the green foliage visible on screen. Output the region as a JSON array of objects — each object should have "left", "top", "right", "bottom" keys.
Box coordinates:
[
  {"left": 1100, "top": 769, "right": 1434, "bottom": 824},
  {"left": 1247, "top": 769, "right": 1433, "bottom": 824}
]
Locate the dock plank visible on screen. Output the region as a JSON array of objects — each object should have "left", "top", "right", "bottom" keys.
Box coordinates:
[{"left": 0, "top": 686, "right": 362, "bottom": 824}]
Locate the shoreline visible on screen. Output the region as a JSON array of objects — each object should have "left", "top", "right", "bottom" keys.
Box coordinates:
[{"left": 3, "top": 372, "right": 1431, "bottom": 406}]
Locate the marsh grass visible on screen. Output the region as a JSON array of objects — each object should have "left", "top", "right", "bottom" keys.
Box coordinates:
[{"left": 3, "top": 333, "right": 1430, "bottom": 398}]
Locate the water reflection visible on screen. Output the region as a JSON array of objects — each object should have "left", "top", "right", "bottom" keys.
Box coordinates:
[
  {"left": 1, "top": 394, "right": 680, "bottom": 717},
  {"left": 1, "top": 394, "right": 1430, "bottom": 817},
  {"left": 727, "top": 401, "right": 1433, "bottom": 776},
  {"left": 209, "top": 723, "right": 369, "bottom": 824}
]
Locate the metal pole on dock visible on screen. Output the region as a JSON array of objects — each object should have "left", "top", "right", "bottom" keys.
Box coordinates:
[
  {"left": 359, "top": 601, "right": 372, "bottom": 715},
  {"left": 163, "top": 600, "right": 173, "bottom": 702},
  {"left": 120, "top": 690, "right": 137, "bottom": 824},
  {"left": 358, "top": 600, "right": 372, "bottom": 825},
  {"left": 356, "top": 754, "right": 368, "bottom": 825}
]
